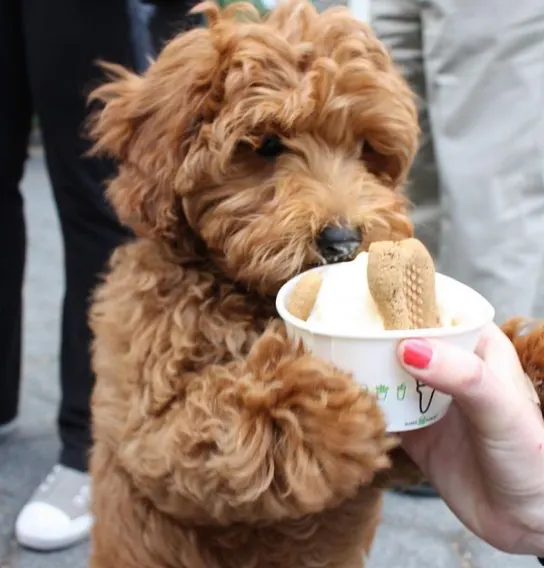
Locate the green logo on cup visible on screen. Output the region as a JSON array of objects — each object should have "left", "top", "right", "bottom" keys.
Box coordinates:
[{"left": 375, "top": 384, "right": 390, "bottom": 401}]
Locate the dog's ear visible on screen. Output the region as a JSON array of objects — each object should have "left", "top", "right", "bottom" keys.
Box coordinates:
[{"left": 88, "top": 20, "right": 223, "bottom": 238}]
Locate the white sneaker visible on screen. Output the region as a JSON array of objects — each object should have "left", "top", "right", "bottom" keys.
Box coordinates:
[{"left": 16, "top": 464, "right": 93, "bottom": 551}]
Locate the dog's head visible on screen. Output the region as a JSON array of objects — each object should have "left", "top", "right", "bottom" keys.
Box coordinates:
[{"left": 89, "top": 0, "right": 418, "bottom": 295}]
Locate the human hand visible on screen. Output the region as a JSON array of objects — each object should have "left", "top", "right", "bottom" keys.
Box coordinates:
[{"left": 397, "top": 322, "right": 544, "bottom": 555}]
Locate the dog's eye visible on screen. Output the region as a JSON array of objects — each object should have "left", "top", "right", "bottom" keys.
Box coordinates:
[
  {"left": 256, "top": 135, "right": 285, "bottom": 159},
  {"left": 361, "top": 140, "right": 382, "bottom": 166},
  {"left": 361, "top": 140, "right": 377, "bottom": 157},
  {"left": 361, "top": 140, "right": 394, "bottom": 180}
]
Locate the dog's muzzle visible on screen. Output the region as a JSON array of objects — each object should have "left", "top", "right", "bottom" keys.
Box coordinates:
[{"left": 317, "top": 225, "right": 362, "bottom": 264}]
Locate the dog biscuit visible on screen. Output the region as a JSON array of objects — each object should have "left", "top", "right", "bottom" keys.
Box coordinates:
[
  {"left": 286, "top": 271, "right": 323, "bottom": 321},
  {"left": 367, "top": 239, "right": 440, "bottom": 330}
]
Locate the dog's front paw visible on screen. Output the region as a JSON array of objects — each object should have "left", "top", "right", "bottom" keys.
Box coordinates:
[
  {"left": 242, "top": 326, "right": 394, "bottom": 514},
  {"left": 501, "top": 317, "right": 544, "bottom": 405}
]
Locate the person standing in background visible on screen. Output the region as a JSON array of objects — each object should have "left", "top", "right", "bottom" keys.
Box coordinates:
[
  {"left": 144, "top": 0, "right": 204, "bottom": 54},
  {"left": 370, "top": 0, "right": 544, "bottom": 496},
  {"left": 0, "top": 0, "right": 197, "bottom": 552}
]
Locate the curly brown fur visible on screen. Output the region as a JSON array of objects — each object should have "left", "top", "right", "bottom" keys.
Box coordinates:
[
  {"left": 501, "top": 317, "right": 544, "bottom": 406},
  {"left": 87, "top": 1, "right": 420, "bottom": 567},
  {"left": 88, "top": 0, "right": 416, "bottom": 294}
]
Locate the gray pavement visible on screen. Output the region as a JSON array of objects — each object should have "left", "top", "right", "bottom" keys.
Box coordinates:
[{"left": 0, "top": 150, "right": 534, "bottom": 568}]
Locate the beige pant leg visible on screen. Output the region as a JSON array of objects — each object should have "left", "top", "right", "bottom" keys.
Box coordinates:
[
  {"left": 421, "top": 0, "right": 544, "bottom": 322},
  {"left": 370, "top": 0, "right": 439, "bottom": 208},
  {"left": 370, "top": 0, "right": 440, "bottom": 257},
  {"left": 372, "top": 0, "right": 544, "bottom": 322}
]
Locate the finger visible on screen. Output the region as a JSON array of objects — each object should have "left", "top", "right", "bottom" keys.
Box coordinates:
[{"left": 397, "top": 326, "right": 531, "bottom": 438}]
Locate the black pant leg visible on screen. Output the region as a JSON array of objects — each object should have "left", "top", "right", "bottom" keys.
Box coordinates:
[
  {"left": 22, "top": 0, "right": 142, "bottom": 471},
  {"left": 0, "top": 0, "right": 32, "bottom": 425},
  {"left": 146, "top": 0, "right": 204, "bottom": 54}
]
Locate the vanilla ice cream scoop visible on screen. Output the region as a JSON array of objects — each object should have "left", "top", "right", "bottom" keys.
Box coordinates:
[
  {"left": 307, "top": 253, "right": 383, "bottom": 332},
  {"left": 307, "top": 252, "right": 456, "bottom": 333}
]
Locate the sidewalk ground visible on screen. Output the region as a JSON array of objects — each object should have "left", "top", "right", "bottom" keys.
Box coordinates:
[{"left": 0, "top": 150, "right": 534, "bottom": 568}]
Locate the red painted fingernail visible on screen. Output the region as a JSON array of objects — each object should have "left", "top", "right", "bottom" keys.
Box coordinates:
[{"left": 402, "top": 340, "right": 433, "bottom": 369}]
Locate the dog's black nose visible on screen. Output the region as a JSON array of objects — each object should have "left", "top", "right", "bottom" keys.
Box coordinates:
[{"left": 317, "top": 225, "right": 362, "bottom": 263}]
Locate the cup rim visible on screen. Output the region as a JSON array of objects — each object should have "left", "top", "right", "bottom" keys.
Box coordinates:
[{"left": 275, "top": 266, "right": 496, "bottom": 340}]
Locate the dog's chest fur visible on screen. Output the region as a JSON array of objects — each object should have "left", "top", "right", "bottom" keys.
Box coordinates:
[
  {"left": 93, "top": 238, "right": 279, "bottom": 376},
  {"left": 90, "top": 238, "right": 388, "bottom": 568}
]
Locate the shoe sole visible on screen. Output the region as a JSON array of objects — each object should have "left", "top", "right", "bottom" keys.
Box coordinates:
[
  {"left": 17, "top": 528, "right": 91, "bottom": 552},
  {"left": 16, "top": 517, "right": 93, "bottom": 552}
]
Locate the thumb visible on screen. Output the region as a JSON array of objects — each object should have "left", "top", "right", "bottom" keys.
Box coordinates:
[{"left": 397, "top": 323, "right": 531, "bottom": 437}]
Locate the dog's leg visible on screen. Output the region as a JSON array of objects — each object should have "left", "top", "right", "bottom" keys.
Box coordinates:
[
  {"left": 372, "top": 446, "right": 425, "bottom": 489},
  {"left": 89, "top": 444, "right": 217, "bottom": 568},
  {"left": 501, "top": 317, "right": 544, "bottom": 408},
  {"left": 114, "top": 321, "right": 394, "bottom": 526}
]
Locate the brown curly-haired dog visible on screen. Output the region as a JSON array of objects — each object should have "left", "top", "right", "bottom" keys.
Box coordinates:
[{"left": 86, "top": 1, "right": 544, "bottom": 567}]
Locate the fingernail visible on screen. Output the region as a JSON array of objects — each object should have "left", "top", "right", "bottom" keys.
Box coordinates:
[{"left": 402, "top": 339, "right": 433, "bottom": 369}]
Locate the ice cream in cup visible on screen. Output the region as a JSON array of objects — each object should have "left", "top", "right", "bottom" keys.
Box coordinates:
[{"left": 275, "top": 238, "right": 495, "bottom": 432}]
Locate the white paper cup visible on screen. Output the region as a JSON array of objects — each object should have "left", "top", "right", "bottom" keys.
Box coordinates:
[{"left": 276, "top": 266, "right": 495, "bottom": 432}]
